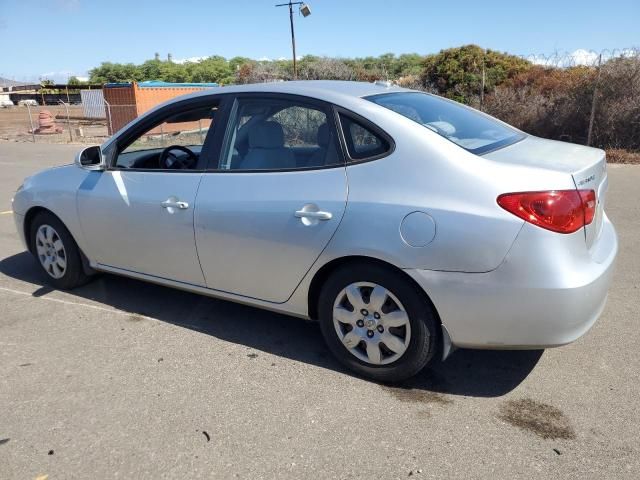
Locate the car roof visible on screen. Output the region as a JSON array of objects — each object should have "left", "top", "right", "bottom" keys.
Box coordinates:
[{"left": 184, "top": 80, "right": 411, "bottom": 103}]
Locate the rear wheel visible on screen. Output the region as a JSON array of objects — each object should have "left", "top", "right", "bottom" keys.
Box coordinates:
[
  {"left": 29, "top": 211, "right": 91, "bottom": 290},
  {"left": 318, "top": 262, "right": 439, "bottom": 382}
]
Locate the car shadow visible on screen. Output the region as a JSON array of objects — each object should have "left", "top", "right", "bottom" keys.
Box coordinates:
[{"left": 0, "top": 251, "right": 543, "bottom": 398}]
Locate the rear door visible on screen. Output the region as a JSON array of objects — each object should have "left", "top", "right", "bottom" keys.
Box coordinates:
[{"left": 194, "top": 94, "right": 347, "bottom": 303}]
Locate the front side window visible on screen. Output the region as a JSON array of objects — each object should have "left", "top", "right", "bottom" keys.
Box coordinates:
[
  {"left": 366, "top": 92, "right": 524, "bottom": 154},
  {"left": 115, "top": 103, "right": 218, "bottom": 170},
  {"left": 220, "top": 97, "right": 341, "bottom": 170}
]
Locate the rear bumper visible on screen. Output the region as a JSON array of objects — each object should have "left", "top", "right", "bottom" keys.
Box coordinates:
[{"left": 407, "top": 214, "right": 618, "bottom": 349}]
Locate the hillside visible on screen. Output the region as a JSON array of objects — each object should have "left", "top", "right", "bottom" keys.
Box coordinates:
[{"left": 0, "top": 77, "right": 24, "bottom": 88}]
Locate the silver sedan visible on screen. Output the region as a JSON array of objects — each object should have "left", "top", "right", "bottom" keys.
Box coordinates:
[{"left": 12, "top": 81, "right": 618, "bottom": 381}]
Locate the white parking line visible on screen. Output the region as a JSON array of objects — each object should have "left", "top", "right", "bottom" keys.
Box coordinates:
[{"left": 0, "top": 285, "right": 155, "bottom": 320}]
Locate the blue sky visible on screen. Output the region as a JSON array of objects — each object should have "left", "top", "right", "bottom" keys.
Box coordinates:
[{"left": 1, "top": 0, "right": 638, "bottom": 82}]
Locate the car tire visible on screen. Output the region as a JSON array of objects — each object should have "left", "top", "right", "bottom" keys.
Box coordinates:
[
  {"left": 29, "top": 211, "right": 91, "bottom": 290},
  {"left": 318, "top": 262, "right": 439, "bottom": 382}
]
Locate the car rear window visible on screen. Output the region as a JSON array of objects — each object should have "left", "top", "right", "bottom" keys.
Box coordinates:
[{"left": 366, "top": 92, "right": 524, "bottom": 154}]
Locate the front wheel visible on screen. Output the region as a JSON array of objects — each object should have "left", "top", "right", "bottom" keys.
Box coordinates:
[
  {"left": 318, "top": 263, "right": 439, "bottom": 382},
  {"left": 29, "top": 211, "right": 91, "bottom": 290}
]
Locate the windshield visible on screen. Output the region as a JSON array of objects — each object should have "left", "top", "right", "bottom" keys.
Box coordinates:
[{"left": 366, "top": 92, "right": 524, "bottom": 154}]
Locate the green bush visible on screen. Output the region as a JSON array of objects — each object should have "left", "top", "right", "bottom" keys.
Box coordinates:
[{"left": 420, "top": 45, "right": 531, "bottom": 105}]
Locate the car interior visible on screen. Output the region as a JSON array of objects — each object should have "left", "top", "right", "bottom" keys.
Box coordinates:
[
  {"left": 224, "top": 101, "right": 341, "bottom": 170},
  {"left": 114, "top": 105, "right": 217, "bottom": 170},
  {"left": 114, "top": 100, "right": 343, "bottom": 172}
]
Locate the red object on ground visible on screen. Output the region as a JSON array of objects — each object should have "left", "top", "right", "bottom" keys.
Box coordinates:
[{"left": 33, "top": 110, "right": 63, "bottom": 134}]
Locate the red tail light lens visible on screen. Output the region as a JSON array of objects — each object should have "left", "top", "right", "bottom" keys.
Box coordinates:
[
  {"left": 579, "top": 189, "right": 596, "bottom": 225},
  {"left": 497, "top": 189, "right": 596, "bottom": 234}
]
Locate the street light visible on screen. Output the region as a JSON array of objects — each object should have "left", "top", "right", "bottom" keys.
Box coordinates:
[
  {"left": 275, "top": 1, "right": 311, "bottom": 79},
  {"left": 299, "top": 3, "right": 311, "bottom": 17}
]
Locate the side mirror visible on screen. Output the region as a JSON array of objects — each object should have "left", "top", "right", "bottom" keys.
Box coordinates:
[{"left": 75, "top": 145, "right": 104, "bottom": 170}]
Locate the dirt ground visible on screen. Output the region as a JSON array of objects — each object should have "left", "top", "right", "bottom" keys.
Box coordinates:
[{"left": 0, "top": 105, "right": 109, "bottom": 144}]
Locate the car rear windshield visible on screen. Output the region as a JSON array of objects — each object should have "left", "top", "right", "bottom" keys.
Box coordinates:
[{"left": 366, "top": 92, "right": 524, "bottom": 154}]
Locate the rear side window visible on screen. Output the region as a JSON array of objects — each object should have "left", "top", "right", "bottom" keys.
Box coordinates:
[{"left": 339, "top": 114, "right": 391, "bottom": 160}]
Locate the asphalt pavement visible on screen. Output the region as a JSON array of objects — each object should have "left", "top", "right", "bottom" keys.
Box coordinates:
[{"left": 0, "top": 143, "right": 638, "bottom": 479}]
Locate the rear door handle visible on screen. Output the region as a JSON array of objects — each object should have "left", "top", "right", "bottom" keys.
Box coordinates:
[
  {"left": 295, "top": 209, "right": 332, "bottom": 220},
  {"left": 161, "top": 199, "right": 189, "bottom": 209},
  {"left": 295, "top": 204, "right": 332, "bottom": 226}
]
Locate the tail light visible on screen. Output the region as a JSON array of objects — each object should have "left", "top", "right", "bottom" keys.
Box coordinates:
[{"left": 497, "top": 189, "right": 596, "bottom": 234}]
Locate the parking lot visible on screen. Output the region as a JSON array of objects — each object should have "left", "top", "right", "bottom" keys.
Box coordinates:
[{"left": 0, "top": 142, "right": 638, "bottom": 479}]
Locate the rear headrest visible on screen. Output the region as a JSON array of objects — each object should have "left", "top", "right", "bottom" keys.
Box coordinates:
[
  {"left": 317, "top": 123, "right": 329, "bottom": 147},
  {"left": 249, "top": 121, "right": 285, "bottom": 149}
]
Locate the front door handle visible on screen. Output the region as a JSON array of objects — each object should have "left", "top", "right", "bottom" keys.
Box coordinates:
[
  {"left": 161, "top": 199, "right": 189, "bottom": 209},
  {"left": 295, "top": 209, "right": 332, "bottom": 220}
]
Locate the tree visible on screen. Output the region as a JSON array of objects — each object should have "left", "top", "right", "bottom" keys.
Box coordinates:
[
  {"left": 67, "top": 76, "right": 83, "bottom": 85},
  {"left": 85, "top": 48, "right": 530, "bottom": 94},
  {"left": 421, "top": 45, "right": 531, "bottom": 105},
  {"left": 187, "top": 56, "right": 233, "bottom": 84},
  {"left": 89, "top": 62, "right": 142, "bottom": 83},
  {"left": 138, "top": 59, "right": 163, "bottom": 81},
  {"left": 158, "top": 61, "right": 189, "bottom": 82},
  {"left": 394, "top": 54, "right": 424, "bottom": 78}
]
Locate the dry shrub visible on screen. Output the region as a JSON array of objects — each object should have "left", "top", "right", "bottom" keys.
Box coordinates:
[
  {"left": 484, "top": 55, "right": 640, "bottom": 152},
  {"left": 590, "top": 57, "right": 640, "bottom": 150},
  {"left": 484, "top": 65, "right": 596, "bottom": 145},
  {"left": 396, "top": 75, "right": 431, "bottom": 91},
  {"left": 298, "top": 58, "right": 355, "bottom": 81},
  {"left": 606, "top": 148, "right": 640, "bottom": 164},
  {"left": 236, "top": 62, "right": 289, "bottom": 84}
]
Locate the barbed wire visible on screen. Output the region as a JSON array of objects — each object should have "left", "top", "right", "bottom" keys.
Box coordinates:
[{"left": 518, "top": 48, "right": 639, "bottom": 68}]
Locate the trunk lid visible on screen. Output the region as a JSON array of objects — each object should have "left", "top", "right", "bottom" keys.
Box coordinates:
[{"left": 484, "top": 135, "right": 607, "bottom": 248}]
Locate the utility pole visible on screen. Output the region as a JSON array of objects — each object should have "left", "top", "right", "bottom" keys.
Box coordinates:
[
  {"left": 275, "top": 1, "right": 311, "bottom": 80},
  {"left": 288, "top": 2, "right": 297, "bottom": 79},
  {"left": 587, "top": 53, "right": 602, "bottom": 146},
  {"left": 480, "top": 49, "right": 486, "bottom": 110}
]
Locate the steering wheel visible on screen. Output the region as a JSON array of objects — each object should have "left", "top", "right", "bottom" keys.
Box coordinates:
[{"left": 159, "top": 145, "right": 198, "bottom": 170}]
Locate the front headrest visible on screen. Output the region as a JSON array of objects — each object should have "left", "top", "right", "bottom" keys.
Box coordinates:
[
  {"left": 249, "top": 121, "right": 285, "bottom": 149},
  {"left": 317, "top": 123, "right": 329, "bottom": 146}
]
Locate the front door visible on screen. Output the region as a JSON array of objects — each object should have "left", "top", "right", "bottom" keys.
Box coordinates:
[
  {"left": 195, "top": 95, "right": 347, "bottom": 303},
  {"left": 77, "top": 98, "right": 221, "bottom": 285},
  {"left": 78, "top": 170, "right": 205, "bottom": 285}
]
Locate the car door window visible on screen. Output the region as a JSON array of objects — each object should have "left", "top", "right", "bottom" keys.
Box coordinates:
[
  {"left": 115, "top": 103, "right": 219, "bottom": 170},
  {"left": 339, "top": 113, "right": 391, "bottom": 160},
  {"left": 220, "top": 97, "right": 342, "bottom": 170}
]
